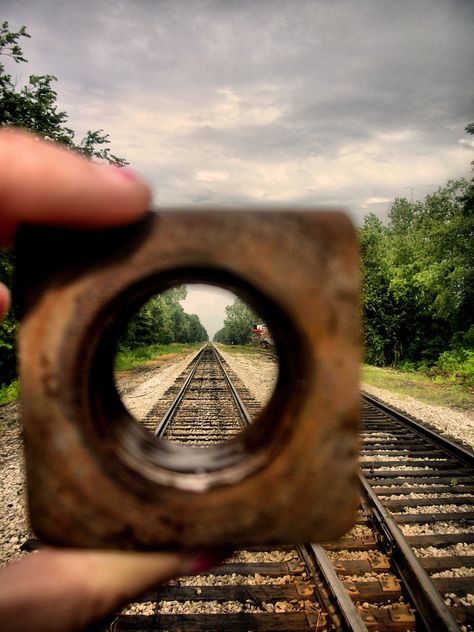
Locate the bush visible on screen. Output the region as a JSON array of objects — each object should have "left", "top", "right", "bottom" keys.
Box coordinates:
[
  {"left": 435, "top": 348, "right": 474, "bottom": 386},
  {"left": 0, "top": 379, "right": 19, "bottom": 404},
  {"left": 397, "top": 360, "right": 418, "bottom": 373},
  {"left": 451, "top": 326, "right": 474, "bottom": 350}
]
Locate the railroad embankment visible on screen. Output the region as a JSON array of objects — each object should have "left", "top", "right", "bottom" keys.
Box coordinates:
[{"left": 362, "top": 364, "right": 473, "bottom": 451}]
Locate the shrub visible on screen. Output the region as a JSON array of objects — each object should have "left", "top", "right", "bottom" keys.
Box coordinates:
[
  {"left": 435, "top": 348, "right": 474, "bottom": 386},
  {"left": 397, "top": 360, "right": 418, "bottom": 373},
  {"left": 0, "top": 379, "right": 19, "bottom": 404}
]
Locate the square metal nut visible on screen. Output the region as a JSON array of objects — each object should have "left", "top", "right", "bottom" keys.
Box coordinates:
[{"left": 16, "top": 209, "right": 361, "bottom": 550}]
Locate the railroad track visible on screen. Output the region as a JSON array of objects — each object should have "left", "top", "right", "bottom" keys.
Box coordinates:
[
  {"left": 321, "top": 395, "right": 473, "bottom": 630},
  {"left": 142, "top": 344, "right": 258, "bottom": 442},
  {"left": 112, "top": 344, "right": 358, "bottom": 631},
  {"left": 355, "top": 395, "right": 474, "bottom": 630},
  {"left": 110, "top": 346, "right": 474, "bottom": 631}
]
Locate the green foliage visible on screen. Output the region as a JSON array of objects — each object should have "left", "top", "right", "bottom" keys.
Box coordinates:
[
  {"left": 0, "top": 378, "right": 18, "bottom": 404},
  {"left": 214, "top": 298, "right": 257, "bottom": 345},
  {"left": 434, "top": 349, "right": 474, "bottom": 387},
  {"left": 78, "top": 129, "right": 128, "bottom": 166},
  {"left": 360, "top": 147, "right": 474, "bottom": 371},
  {"left": 0, "top": 315, "right": 17, "bottom": 384},
  {"left": 362, "top": 363, "right": 473, "bottom": 410},
  {"left": 0, "top": 21, "right": 127, "bottom": 164},
  {"left": 359, "top": 213, "right": 401, "bottom": 365},
  {"left": 118, "top": 287, "right": 208, "bottom": 352},
  {"left": 0, "top": 248, "right": 17, "bottom": 388},
  {"left": 397, "top": 349, "right": 474, "bottom": 388},
  {"left": 115, "top": 343, "right": 202, "bottom": 372},
  {"left": 0, "top": 22, "right": 29, "bottom": 66}
]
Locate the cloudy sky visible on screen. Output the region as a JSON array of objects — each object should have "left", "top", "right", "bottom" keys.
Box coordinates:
[
  {"left": 180, "top": 284, "right": 237, "bottom": 339},
  {"left": 3, "top": 0, "right": 473, "bottom": 336}
]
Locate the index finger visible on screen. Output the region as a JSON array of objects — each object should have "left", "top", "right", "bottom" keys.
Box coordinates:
[{"left": 0, "top": 128, "right": 151, "bottom": 247}]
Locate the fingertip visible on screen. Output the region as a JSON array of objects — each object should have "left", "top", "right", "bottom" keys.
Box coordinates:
[
  {"left": 0, "top": 128, "right": 152, "bottom": 232},
  {"left": 181, "top": 549, "right": 232, "bottom": 575},
  {"left": 104, "top": 164, "right": 138, "bottom": 182},
  {"left": 92, "top": 162, "right": 152, "bottom": 225},
  {"left": 0, "top": 284, "right": 10, "bottom": 319}
]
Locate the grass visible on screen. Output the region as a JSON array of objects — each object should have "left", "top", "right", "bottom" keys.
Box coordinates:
[
  {"left": 0, "top": 343, "right": 204, "bottom": 405},
  {"left": 0, "top": 343, "right": 205, "bottom": 403},
  {"left": 362, "top": 364, "right": 474, "bottom": 412},
  {"left": 114, "top": 342, "right": 203, "bottom": 372},
  {"left": 0, "top": 379, "right": 19, "bottom": 405}
]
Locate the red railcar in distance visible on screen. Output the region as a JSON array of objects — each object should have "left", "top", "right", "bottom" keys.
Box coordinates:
[{"left": 251, "top": 323, "right": 273, "bottom": 348}]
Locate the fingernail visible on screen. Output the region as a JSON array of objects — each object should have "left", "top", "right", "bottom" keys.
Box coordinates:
[
  {"left": 105, "top": 164, "right": 138, "bottom": 182},
  {"left": 186, "top": 552, "right": 229, "bottom": 575}
]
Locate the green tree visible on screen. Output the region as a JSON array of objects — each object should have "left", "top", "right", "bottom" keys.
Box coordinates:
[
  {"left": 186, "top": 313, "right": 208, "bottom": 342},
  {"left": 119, "top": 287, "right": 208, "bottom": 349},
  {"left": 466, "top": 123, "right": 474, "bottom": 174},
  {"left": 358, "top": 213, "right": 405, "bottom": 365},
  {"left": 213, "top": 298, "right": 257, "bottom": 345},
  {"left": 360, "top": 163, "right": 474, "bottom": 367},
  {"left": 0, "top": 22, "right": 127, "bottom": 164}
]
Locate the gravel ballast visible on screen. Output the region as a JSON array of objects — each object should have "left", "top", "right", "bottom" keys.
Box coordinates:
[{"left": 362, "top": 382, "right": 474, "bottom": 451}]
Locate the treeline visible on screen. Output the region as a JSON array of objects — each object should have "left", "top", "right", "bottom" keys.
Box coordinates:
[
  {"left": 119, "top": 287, "right": 208, "bottom": 350},
  {"left": 214, "top": 298, "right": 257, "bottom": 345},
  {"left": 360, "top": 175, "right": 473, "bottom": 376}
]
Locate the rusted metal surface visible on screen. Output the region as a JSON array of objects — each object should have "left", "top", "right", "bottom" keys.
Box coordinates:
[{"left": 16, "top": 209, "right": 361, "bottom": 550}]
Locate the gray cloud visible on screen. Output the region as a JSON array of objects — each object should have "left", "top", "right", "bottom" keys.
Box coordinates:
[{"left": 2, "top": 0, "right": 473, "bottom": 221}]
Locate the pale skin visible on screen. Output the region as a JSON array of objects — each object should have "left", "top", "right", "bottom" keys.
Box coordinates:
[{"left": 0, "top": 129, "right": 220, "bottom": 632}]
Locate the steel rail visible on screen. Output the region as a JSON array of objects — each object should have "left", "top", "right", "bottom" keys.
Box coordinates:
[
  {"left": 362, "top": 392, "right": 474, "bottom": 468},
  {"left": 299, "top": 543, "right": 369, "bottom": 632},
  {"left": 359, "top": 472, "right": 460, "bottom": 631},
  {"left": 153, "top": 345, "right": 206, "bottom": 437},
  {"left": 151, "top": 344, "right": 367, "bottom": 630},
  {"left": 211, "top": 345, "right": 254, "bottom": 427},
  {"left": 154, "top": 343, "right": 251, "bottom": 437}
]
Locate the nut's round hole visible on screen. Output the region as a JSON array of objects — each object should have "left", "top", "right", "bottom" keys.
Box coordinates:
[{"left": 113, "top": 283, "right": 279, "bottom": 449}]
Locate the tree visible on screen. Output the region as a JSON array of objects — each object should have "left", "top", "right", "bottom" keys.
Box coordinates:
[
  {"left": 358, "top": 213, "right": 406, "bottom": 365},
  {"left": 119, "top": 287, "right": 208, "bottom": 350},
  {"left": 360, "top": 160, "right": 474, "bottom": 367},
  {"left": 213, "top": 298, "right": 257, "bottom": 345},
  {"left": 0, "top": 22, "right": 127, "bottom": 164},
  {"left": 186, "top": 313, "right": 208, "bottom": 342},
  {"left": 0, "top": 21, "right": 128, "bottom": 389}
]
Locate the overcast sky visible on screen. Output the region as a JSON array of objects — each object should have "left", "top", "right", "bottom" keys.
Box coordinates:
[
  {"left": 180, "top": 284, "right": 237, "bottom": 340},
  {"left": 3, "top": 0, "right": 473, "bottom": 337}
]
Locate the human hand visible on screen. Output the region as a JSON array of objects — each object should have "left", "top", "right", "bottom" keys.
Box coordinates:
[
  {"left": 0, "top": 129, "right": 220, "bottom": 632},
  {"left": 0, "top": 127, "right": 150, "bottom": 317}
]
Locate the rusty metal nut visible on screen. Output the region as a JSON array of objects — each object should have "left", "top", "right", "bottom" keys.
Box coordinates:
[{"left": 16, "top": 209, "right": 361, "bottom": 550}]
